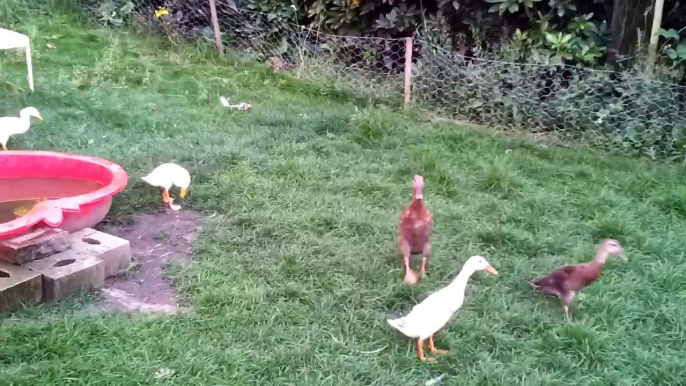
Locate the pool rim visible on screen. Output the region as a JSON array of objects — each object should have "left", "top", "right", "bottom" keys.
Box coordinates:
[{"left": 0, "top": 150, "right": 128, "bottom": 239}]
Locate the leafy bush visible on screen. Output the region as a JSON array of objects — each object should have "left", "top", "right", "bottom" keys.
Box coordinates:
[
  {"left": 412, "top": 41, "right": 686, "bottom": 161},
  {"left": 97, "top": 0, "right": 135, "bottom": 26}
]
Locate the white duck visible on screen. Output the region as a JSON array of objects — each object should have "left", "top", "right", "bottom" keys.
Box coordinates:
[
  {"left": 142, "top": 163, "right": 191, "bottom": 211},
  {"left": 387, "top": 255, "right": 498, "bottom": 361},
  {"left": 0, "top": 107, "right": 42, "bottom": 150}
]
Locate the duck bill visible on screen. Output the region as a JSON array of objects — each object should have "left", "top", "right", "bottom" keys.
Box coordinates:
[
  {"left": 618, "top": 251, "right": 627, "bottom": 261},
  {"left": 36, "top": 115, "right": 43, "bottom": 121},
  {"left": 180, "top": 188, "right": 188, "bottom": 198},
  {"left": 485, "top": 265, "right": 498, "bottom": 276}
]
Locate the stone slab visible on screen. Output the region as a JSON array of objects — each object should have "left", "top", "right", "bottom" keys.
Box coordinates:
[
  {"left": 70, "top": 228, "right": 131, "bottom": 278},
  {"left": 0, "top": 228, "right": 72, "bottom": 265},
  {"left": 24, "top": 251, "right": 105, "bottom": 302},
  {"left": 0, "top": 261, "right": 42, "bottom": 312}
]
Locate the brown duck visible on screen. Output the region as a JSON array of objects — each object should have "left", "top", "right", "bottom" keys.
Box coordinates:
[
  {"left": 530, "top": 239, "right": 627, "bottom": 320},
  {"left": 398, "top": 175, "right": 433, "bottom": 285}
]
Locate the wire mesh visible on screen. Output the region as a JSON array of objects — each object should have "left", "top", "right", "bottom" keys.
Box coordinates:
[
  {"left": 137, "top": 2, "right": 406, "bottom": 100},
  {"left": 413, "top": 41, "right": 686, "bottom": 161},
  {"left": 290, "top": 29, "right": 406, "bottom": 100},
  {"left": 137, "top": 3, "right": 686, "bottom": 161}
]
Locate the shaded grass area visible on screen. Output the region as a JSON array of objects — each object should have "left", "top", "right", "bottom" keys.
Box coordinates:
[{"left": 2, "top": 8, "right": 686, "bottom": 385}]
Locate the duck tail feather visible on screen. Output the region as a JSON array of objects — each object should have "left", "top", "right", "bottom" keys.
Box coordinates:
[{"left": 387, "top": 317, "right": 407, "bottom": 331}]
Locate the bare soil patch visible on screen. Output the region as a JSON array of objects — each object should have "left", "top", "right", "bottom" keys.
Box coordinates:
[{"left": 92, "top": 209, "right": 203, "bottom": 314}]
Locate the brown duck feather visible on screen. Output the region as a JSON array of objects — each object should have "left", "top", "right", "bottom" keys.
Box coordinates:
[{"left": 531, "top": 239, "right": 627, "bottom": 320}]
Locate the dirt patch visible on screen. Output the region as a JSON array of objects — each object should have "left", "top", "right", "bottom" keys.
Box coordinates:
[{"left": 91, "top": 209, "right": 203, "bottom": 315}]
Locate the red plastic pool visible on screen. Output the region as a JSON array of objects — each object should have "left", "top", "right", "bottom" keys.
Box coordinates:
[{"left": 0, "top": 151, "right": 128, "bottom": 240}]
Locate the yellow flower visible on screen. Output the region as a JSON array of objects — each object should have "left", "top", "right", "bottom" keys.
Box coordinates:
[{"left": 155, "top": 7, "right": 169, "bottom": 18}]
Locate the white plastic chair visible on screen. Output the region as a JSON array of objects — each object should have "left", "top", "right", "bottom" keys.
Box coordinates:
[{"left": 0, "top": 28, "right": 34, "bottom": 91}]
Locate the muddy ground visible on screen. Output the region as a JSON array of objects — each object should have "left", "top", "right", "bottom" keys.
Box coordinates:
[{"left": 91, "top": 209, "right": 203, "bottom": 315}]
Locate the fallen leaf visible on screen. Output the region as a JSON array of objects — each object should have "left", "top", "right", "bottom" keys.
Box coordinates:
[
  {"left": 47, "top": 44, "right": 56, "bottom": 49},
  {"left": 153, "top": 368, "right": 175, "bottom": 378}
]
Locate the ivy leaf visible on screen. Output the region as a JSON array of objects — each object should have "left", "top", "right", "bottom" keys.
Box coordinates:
[
  {"left": 665, "top": 47, "right": 677, "bottom": 59},
  {"left": 658, "top": 28, "right": 680, "bottom": 41},
  {"left": 508, "top": 3, "right": 519, "bottom": 13},
  {"left": 467, "top": 99, "right": 486, "bottom": 109},
  {"left": 676, "top": 43, "right": 686, "bottom": 58}
]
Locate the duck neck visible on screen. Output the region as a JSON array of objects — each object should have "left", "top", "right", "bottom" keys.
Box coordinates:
[
  {"left": 448, "top": 266, "right": 476, "bottom": 292},
  {"left": 16, "top": 113, "right": 32, "bottom": 134},
  {"left": 413, "top": 186, "right": 424, "bottom": 201},
  {"left": 591, "top": 248, "right": 610, "bottom": 266}
]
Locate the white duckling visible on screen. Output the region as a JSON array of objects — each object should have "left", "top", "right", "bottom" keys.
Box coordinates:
[
  {"left": 0, "top": 107, "right": 42, "bottom": 150},
  {"left": 387, "top": 255, "right": 498, "bottom": 361},
  {"left": 142, "top": 163, "right": 191, "bottom": 211}
]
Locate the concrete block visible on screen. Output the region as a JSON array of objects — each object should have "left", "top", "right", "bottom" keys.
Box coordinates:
[
  {"left": 24, "top": 251, "right": 105, "bottom": 302},
  {"left": 70, "top": 228, "right": 131, "bottom": 278},
  {"left": 0, "top": 261, "right": 42, "bottom": 312},
  {"left": 0, "top": 228, "right": 72, "bottom": 265}
]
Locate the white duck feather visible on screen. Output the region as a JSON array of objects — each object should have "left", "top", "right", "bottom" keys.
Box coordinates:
[
  {"left": 0, "top": 107, "right": 42, "bottom": 150},
  {"left": 142, "top": 163, "right": 191, "bottom": 210},
  {"left": 387, "top": 255, "right": 497, "bottom": 361}
]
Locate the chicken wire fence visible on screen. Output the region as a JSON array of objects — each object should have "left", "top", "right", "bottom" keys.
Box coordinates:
[
  {"left": 138, "top": 2, "right": 686, "bottom": 161},
  {"left": 139, "top": 3, "right": 406, "bottom": 99},
  {"left": 413, "top": 42, "right": 686, "bottom": 161}
]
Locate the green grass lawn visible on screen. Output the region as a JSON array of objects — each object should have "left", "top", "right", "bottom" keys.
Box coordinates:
[{"left": 3, "top": 6, "right": 686, "bottom": 385}]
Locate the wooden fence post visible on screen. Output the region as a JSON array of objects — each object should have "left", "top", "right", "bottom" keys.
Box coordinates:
[
  {"left": 404, "top": 36, "right": 413, "bottom": 107},
  {"left": 646, "top": 0, "right": 665, "bottom": 77},
  {"left": 208, "top": 0, "right": 224, "bottom": 56}
]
